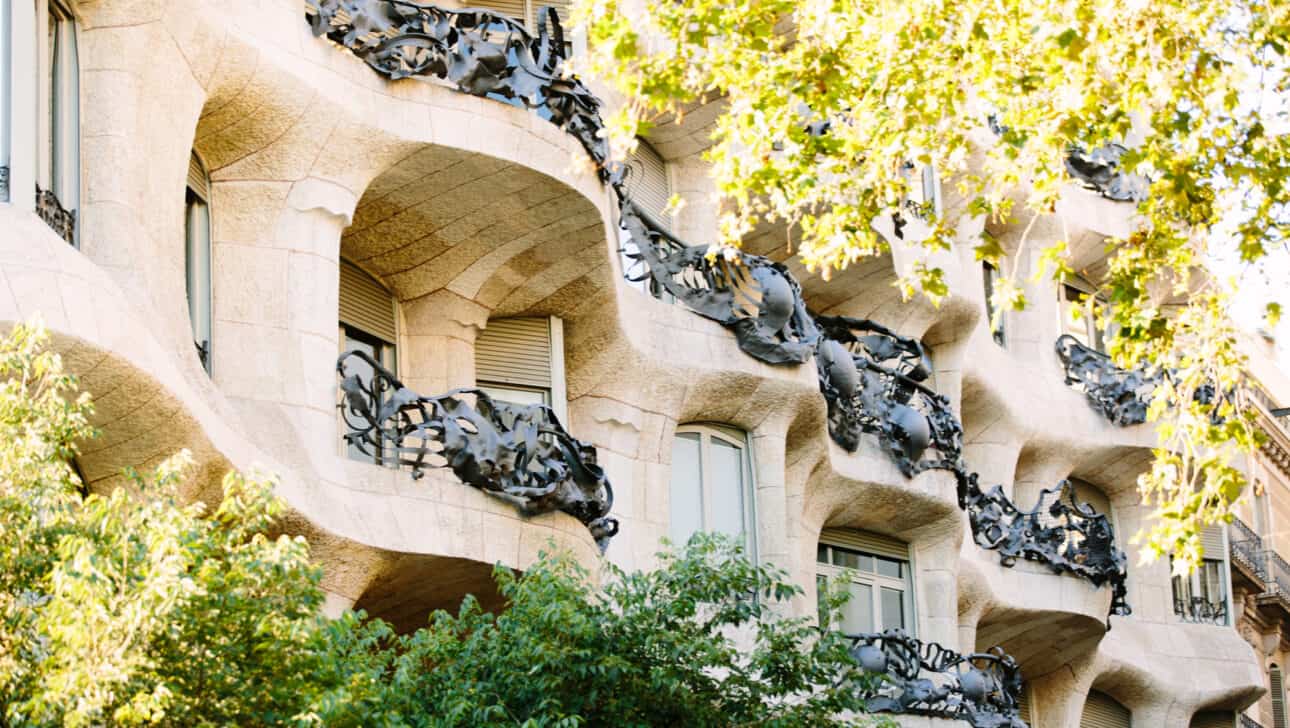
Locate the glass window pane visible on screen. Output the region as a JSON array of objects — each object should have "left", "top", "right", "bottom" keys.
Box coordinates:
[
  {"left": 817, "top": 544, "right": 829, "bottom": 564},
  {"left": 708, "top": 436, "right": 746, "bottom": 541},
  {"left": 876, "top": 557, "right": 903, "bottom": 579},
  {"left": 840, "top": 582, "right": 874, "bottom": 634},
  {"left": 343, "top": 335, "right": 378, "bottom": 463},
  {"left": 185, "top": 196, "right": 212, "bottom": 367},
  {"left": 880, "top": 587, "right": 905, "bottom": 631},
  {"left": 834, "top": 549, "right": 874, "bottom": 572},
  {"left": 1202, "top": 560, "right": 1225, "bottom": 602},
  {"left": 669, "top": 433, "right": 704, "bottom": 545},
  {"left": 478, "top": 385, "right": 548, "bottom": 408}
]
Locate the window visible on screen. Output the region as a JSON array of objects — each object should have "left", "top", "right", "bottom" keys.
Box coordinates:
[
  {"left": 1190, "top": 710, "right": 1239, "bottom": 728},
  {"left": 1273, "top": 665, "right": 1287, "bottom": 728},
  {"left": 1060, "top": 281, "right": 1106, "bottom": 352},
  {"left": 0, "top": 0, "right": 9, "bottom": 202},
  {"left": 816, "top": 529, "right": 915, "bottom": 634},
  {"left": 469, "top": 0, "right": 573, "bottom": 51},
  {"left": 1081, "top": 690, "right": 1132, "bottom": 728},
  {"left": 185, "top": 152, "right": 212, "bottom": 373},
  {"left": 474, "top": 316, "right": 567, "bottom": 424},
  {"left": 37, "top": 0, "right": 77, "bottom": 245},
  {"left": 900, "top": 162, "right": 940, "bottom": 220},
  {"left": 339, "top": 260, "right": 398, "bottom": 465},
  {"left": 1170, "top": 526, "right": 1229, "bottom": 624},
  {"left": 982, "top": 262, "right": 1005, "bottom": 347},
  {"left": 618, "top": 138, "right": 675, "bottom": 302},
  {"left": 669, "top": 424, "right": 757, "bottom": 559}
]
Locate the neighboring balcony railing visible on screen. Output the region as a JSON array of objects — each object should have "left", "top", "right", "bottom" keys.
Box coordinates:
[
  {"left": 36, "top": 184, "right": 76, "bottom": 246},
  {"left": 961, "top": 477, "right": 1131, "bottom": 618},
  {"left": 1240, "top": 713, "right": 1266, "bottom": 728},
  {"left": 1064, "top": 142, "right": 1150, "bottom": 202},
  {"left": 1055, "top": 334, "right": 1156, "bottom": 426},
  {"left": 336, "top": 350, "right": 618, "bottom": 549},
  {"left": 1173, "top": 596, "right": 1228, "bottom": 625},
  {"left": 814, "top": 315, "right": 963, "bottom": 477},
  {"left": 1229, "top": 518, "right": 1267, "bottom": 581},
  {"left": 847, "top": 629, "right": 1026, "bottom": 728},
  {"left": 1265, "top": 550, "right": 1290, "bottom": 602}
]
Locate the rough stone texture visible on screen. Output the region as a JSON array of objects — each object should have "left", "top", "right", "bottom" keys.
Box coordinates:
[{"left": 0, "top": 0, "right": 1267, "bottom": 724}]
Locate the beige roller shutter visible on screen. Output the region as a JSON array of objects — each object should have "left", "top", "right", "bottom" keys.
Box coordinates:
[
  {"left": 1081, "top": 690, "right": 1132, "bottom": 728},
  {"left": 1273, "top": 667, "right": 1287, "bottom": 728},
  {"left": 1016, "top": 684, "right": 1034, "bottom": 725},
  {"left": 626, "top": 139, "right": 671, "bottom": 224},
  {"left": 187, "top": 152, "right": 210, "bottom": 201},
  {"left": 469, "top": 0, "right": 528, "bottom": 24},
  {"left": 533, "top": 0, "right": 571, "bottom": 27},
  {"left": 1200, "top": 525, "right": 1226, "bottom": 560},
  {"left": 820, "top": 528, "right": 908, "bottom": 561},
  {"left": 476, "top": 317, "right": 552, "bottom": 389},
  {"left": 1189, "top": 710, "right": 1236, "bottom": 728},
  {"left": 339, "top": 260, "right": 397, "bottom": 344}
]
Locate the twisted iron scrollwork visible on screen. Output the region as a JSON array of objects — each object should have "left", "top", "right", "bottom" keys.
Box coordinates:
[
  {"left": 36, "top": 184, "right": 76, "bottom": 246},
  {"left": 338, "top": 350, "right": 618, "bottom": 549},
  {"left": 1056, "top": 334, "right": 1156, "bottom": 426},
  {"left": 960, "top": 476, "right": 1131, "bottom": 619},
  {"left": 1065, "top": 143, "right": 1150, "bottom": 202},
  {"left": 1173, "top": 596, "right": 1227, "bottom": 625},
  {"left": 814, "top": 315, "right": 963, "bottom": 476},
  {"left": 847, "top": 629, "right": 1027, "bottom": 728}
]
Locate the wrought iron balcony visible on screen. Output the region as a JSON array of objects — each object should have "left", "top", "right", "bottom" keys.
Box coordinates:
[
  {"left": 961, "top": 477, "right": 1131, "bottom": 618},
  {"left": 1241, "top": 713, "right": 1266, "bottom": 728},
  {"left": 847, "top": 629, "right": 1027, "bottom": 728},
  {"left": 337, "top": 350, "right": 618, "bottom": 549},
  {"left": 1173, "top": 596, "right": 1228, "bottom": 625},
  {"left": 1264, "top": 550, "right": 1290, "bottom": 602},
  {"left": 1055, "top": 334, "right": 1156, "bottom": 426},
  {"left": 36, "top": 184, "right": 76, "bottom": 245},
  {"left": 1065, "top": 142, "right": 1150, "bottom": 202},
  {"left": 1229, "top": 518, "right": 1267, "bottom": 581},
  {"left": 814, "top": 315, "right": 963, "bottom": 476}
]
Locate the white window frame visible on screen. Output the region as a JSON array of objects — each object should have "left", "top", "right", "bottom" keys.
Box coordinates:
[
  {"left": 983, "top": 261, "right": 1006, "bottom": 347},
  {"left": 1170, "top": 556, "right": 1229, "bottom": 625},
  {"left": 36, "top": 0, "right": 78, "bottom": 242},
  {"left": 816, "top": 535, "right": 917, "bottom": 636},
  {"left": 669, "top": 423, "right": 758, "bottom": 562},
  {"left": 185, "top": 152, "right": 213, "bottom": 374},
  {"left": 475, "top": 316, "right": 567, "bottom": 425}
]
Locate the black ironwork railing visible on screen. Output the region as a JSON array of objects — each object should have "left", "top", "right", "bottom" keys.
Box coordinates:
[
  {"left": 309, "top": 0, "right": 1131, "bottom": 626},
  {"left": 1174, "top": 596, "right": 1228, "bottom": 625},
  {"left": 0, "top": 165, "right": 9, "bottom": 201},
  {"left": 1229, "top": 518, "right": 1267, "bottom": 581},
  {"left": 337, "top": 350, "right": 618, "bottom": 549},
  {"left": 1065, "top": 142, "right": 1150, "bottom": 202},
  {"left": 1240, "top": 713, "right": 1266, "bottom": 728},
  {"left": 36, "top": 184, "right": 76, "bottom": 245},
  {"left": 1265, "top": 550, "right": 1290, "bottom": 600},
  {"left": 847, "top": 629, "right": 1026, "bottom": 728},
  {"left": 1055, "top": 334, "right": 1156, "bottom": 426},
  {"left": 961, "top": 477, "right": 1131, "bottom": 618}
]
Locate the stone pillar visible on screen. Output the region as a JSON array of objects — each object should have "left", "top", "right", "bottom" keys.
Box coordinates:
[{"left": 398, "top": 289, "right": 490, "bottom": 395}]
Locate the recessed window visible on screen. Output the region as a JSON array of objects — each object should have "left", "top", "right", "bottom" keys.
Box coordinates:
[
  {"left": 185, "top": 152, "right": 212, "bottom": 373},
  {"left": 468, "top": 0, "right": 574, "bottom": 53},
  {"left": 475, "top": 316, "right": 567, "bottom": 424},
  {"left": 669, "top": 424, "right": 757, "bottom": 559},
  {"left": 816, "top": 529, "right": 915, "bottom": 634},
  {"left": 982, "top": 261, "right": 1005, "bottom": 347},
  {"left": 618, "top": 138, "right": 675, "bottom": 302},
  {"left": 37, "top": 0, "right": 78, "bottom": 245},
  {"left": 339, "top": 259, "right": 398, "bottom": 466},
  {"left": 1171, "top": 525, "right": 1229, "bottom": 625},
  {"left": 1061, "top": 281, "right": 1107, "bottom": 352},
  {"left": 1081, "top": 690, "right": 1132, "bottom": 728}
]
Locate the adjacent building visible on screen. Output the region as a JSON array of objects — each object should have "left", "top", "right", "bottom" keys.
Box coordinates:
[{"left": 0, "top": 0, "right": 1273, "bottom": 725}]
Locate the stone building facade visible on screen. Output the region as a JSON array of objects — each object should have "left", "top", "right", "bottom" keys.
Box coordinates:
[{"left": 0, "top": 0, "right": 1272, "bottom": 725}]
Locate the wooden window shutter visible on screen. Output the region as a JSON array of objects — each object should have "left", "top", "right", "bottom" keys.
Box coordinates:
[
  {"left": 476, "top": 317, "right": 552, "bottom": 390},
  {"left": 187, "top": 152, "right": 210, "bottom": 201},
  {"left": 1189, "top": 710, "right": 1237, "bottom": 728},
  {"left": 1273, "top": 666, "right": 1287, "bottom": 728},
  {"left": 1199, "top": 525, "right": 1226, "bottom": 559},
  {"left": 1081, "top": 690, "right": 1132, "bottom": 728},
  {"left": 339, "top": 260, "right": 397, "bottom": 344},
  {"left": 819, "top": 528, "right": 909, "bottom": 561},
  {"left": 626, "top": 139, "right": 671, "bottom": 225}
]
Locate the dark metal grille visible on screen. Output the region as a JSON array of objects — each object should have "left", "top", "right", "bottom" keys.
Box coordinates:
[
  {"left": 0, "top": 165, "right": 8, "bottom": 200},
  {"left": 1230, "top": 518, "right": 1267, "bottom": 581},
  {"left": 1173, "top": 596, "right": 1228, "bottom": 625},
  {"left": 36, "top": 184, "right": 76, "bottom": 246},
  {"left": 1241, "top": 713, "right": 1266, "bottom": 728},
  {"left": 847, "top": 629, "right": 1026, "bottom": 728},
  {"left": 337, "top": 349, "right": 618, "bottom": 549},
  {"left": 1065, "top": 142, "right": 1150, "bottom": 202},
  {"left": 1055, "top": 334, "right": 1156, "bottom": 426}
]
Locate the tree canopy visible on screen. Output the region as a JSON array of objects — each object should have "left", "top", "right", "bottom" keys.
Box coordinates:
[
  {"left": 0, "top": 323, "right": 884, "bottom": 727},
  {"left": 576, "top": 0, "right": 1290, "bottom": 570}
]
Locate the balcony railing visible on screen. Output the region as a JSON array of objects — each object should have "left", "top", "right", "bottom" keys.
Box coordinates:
[
  {"left": 1241, "top": 713, "right": 1266, "bottom": 728},
  {"left": 1055, "top": 335, "right": 1156, "bottom": 426},
  {"left": 36, "top": 184, "right": 76, "bottom": 246},
  {"left": 1064, "top": 142, "right": 1150, "bottom": 202},
  {"left": 1229, "top": 518, "right": 1267, "bottom": 581},
  {"left": 961, "top": 477, "right": 1131, "bottom": 618},
  {"left": 336, "top": 350, "right": 618, "bottom": 549},
  {"left": 310, "top": 0, "right": 1132, "bottom": 622},
  {"left": 1173, "top": 596, "right": 1228, "bottom": 625},
  {"left": 847, "top": 629, "right": 1026, "bottom": 728}
]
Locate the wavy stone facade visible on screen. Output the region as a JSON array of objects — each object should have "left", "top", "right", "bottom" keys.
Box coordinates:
[{"left": 0, "top": 0, "right": 1270, "bottom": 725}]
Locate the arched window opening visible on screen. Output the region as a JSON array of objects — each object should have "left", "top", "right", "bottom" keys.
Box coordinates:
[
  {"left": 1081, "top": 689, "right": 1132, "bottom": 728},
  {"left": 816, "top": 528, "right": 915, "bottom": 635},
  {"left": 185, "top": 152, "right": 212, "bottom": 373},
  {"left": 669, "top": 424, "right": 757, "bottom": 561}
]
